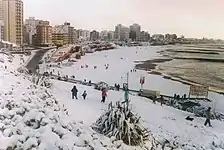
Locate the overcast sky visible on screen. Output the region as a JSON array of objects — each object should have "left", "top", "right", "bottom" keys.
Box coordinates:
[{"left": 23, "top": 0, "right": 224, "bottom": 39}]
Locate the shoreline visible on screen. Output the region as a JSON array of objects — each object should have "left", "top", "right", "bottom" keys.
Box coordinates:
[
  {"left": 135, "top": 58, "right": 224, "bottom": 95},
  {"left": 148, "top": 70, "right": 224, "bottom": 95}
]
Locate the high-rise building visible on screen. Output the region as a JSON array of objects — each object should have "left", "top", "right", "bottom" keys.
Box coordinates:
[
  {"left": 2, "top": 0, "right": 23, "bottom": 45},
  {"left": 129, "top": 24, "right": 141, "bottom": 41},
  {"left": 34, "top": 23, "right": 52, "bottom": 46},
  {"left": 0, "top": 0, "right": 3, "bottom": 20},
  {"left": 68, "top": 26, "right": 74, "bottom": 44},
  {"left": 52, "top": 22, "right": 74, "bottom": 44},
  {"left": 23, "top": 17, "right": 40, "bottom": 45},
  {"left": 120, "top": 27, "right": 129, "bottom": 41},
  {"left": 52, "top": 33, "right": 67, "bottom": 47},
  {"left": 114, "top": 24, "right": 130, "bottom": 41},
  {"left": 140, "top": 31, "right": 150, "bottom": 42},
  {"left": 114, "top": 24, "right": 122, "bottom": 40},
  {"left": 76, "top": 29, "right": 90, "bottom": 41},
  {"left": 108, "top": 31, "right": 114, "bottom": 41},
  {"left": 90, "top": 30, "right": 99, "bottom": 41},
  {"left": 73, "top": 29, "right": 78, "bottom": 43}
]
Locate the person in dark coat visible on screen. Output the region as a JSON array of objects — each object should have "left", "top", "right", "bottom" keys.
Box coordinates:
[
  {"left": 204, "top": 107, "right": 212, "bottom": 127},
  {"left": 101, "top": 88, "right": 107, "bottom": 103},
  {"left": 117, "top": 84, "right": 120, "bottom": 91},
  {"left": 114, "top": 83, "right": 117, "bottom": 90},
  {"left": 174, "top": 94, "right": 177, "bottom": 99},
  {"left": 71, "top": 86, "right": 78, "bottom": 99},
  {"left": 82, "top": 91, "right": 87, "bottom": 100},
  {"left": 160, "top": 95, "right": 164, "bottom": 106}
]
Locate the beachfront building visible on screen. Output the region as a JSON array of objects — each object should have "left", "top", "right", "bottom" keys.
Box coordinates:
[
  {"left": 140, "top": 31, "right": 150, "bottom": 42},
  {"left": 23, "top": 17, "right": 42, "bottom": 45},
  {"left": 114, "top": 24, "right": 129, "bottom": 41},
  {"left": 90, "top": 30, "right": 99, "bottom": 41},
  {"left": 76, "top": 29, "right": 90, "bottom": 41},
  {"left": 129, "top": 23, "right": 141, "bottom": 41},
  {"left": 33, "top": 21, "right": 52, "bottom": 46},
  {"left": 52, "top": 22, "right": 75, "bottom": 45}
]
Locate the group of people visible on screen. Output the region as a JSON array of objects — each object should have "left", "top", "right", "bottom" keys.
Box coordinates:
[
  {"left": 130, "top": 69, "right": 137, "bottom": 72},
  {"left": 71, "top": 85, "right": 108, "bottom": 103},
  {"left": 71, "top": 85, "right": 87, "bottom": 100},
  {"left": 114, "top": 83, "right": 120, "bottom": 91},
  {"left": 71, "top": 84, "right": 214, "bottom": 127},
  {"left": 105, "top": 64, "right": 109, "bottom": 70},
  {"left": 174, "top": 93, "right": 187, "bottom": 100}
]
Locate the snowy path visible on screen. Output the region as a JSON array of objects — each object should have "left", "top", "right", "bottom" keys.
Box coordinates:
[{"left": 52, "top": 80, "right": 224, "bottom": 149}]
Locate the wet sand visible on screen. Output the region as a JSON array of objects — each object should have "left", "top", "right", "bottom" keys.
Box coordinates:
[
  {"left": 135, "top": 58, "right": 172, "bottom": 70},
  {"left": 135, "top": 45, "right": 224, "bottom": 94}
]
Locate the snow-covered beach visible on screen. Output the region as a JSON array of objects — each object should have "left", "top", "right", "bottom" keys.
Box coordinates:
[
  {"left": 1, "top": 46, "right": 224, "bottom": 149},
  {"left": 47, "top": 46, "right": 224, "bottom": 114}
]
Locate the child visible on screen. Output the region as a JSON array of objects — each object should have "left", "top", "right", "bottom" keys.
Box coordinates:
[
  {"left": 82, "top": 90, "right": 87, "bottom": 100},
  {"left": 101, "top": 88, "right": 107, "bottom": 103}
]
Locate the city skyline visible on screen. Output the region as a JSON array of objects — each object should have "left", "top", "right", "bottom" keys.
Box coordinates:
[{"left": 23, "top": 0, "right": 224, "bottom": 39}]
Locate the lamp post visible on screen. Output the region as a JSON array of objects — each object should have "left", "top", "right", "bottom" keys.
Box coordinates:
[{"left": 124, "top": 72, "right": 130, "bottom": 107}]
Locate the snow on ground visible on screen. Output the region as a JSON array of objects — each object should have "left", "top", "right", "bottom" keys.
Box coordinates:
[
  {"left": 47, "top": 46, "right": 224, "bottom": 114},
  {"left": 51, "top": 79, "right": 224, "bottom": 149},
  {"left": 0, "top": 53, "right": 153, "bottom": 149}
]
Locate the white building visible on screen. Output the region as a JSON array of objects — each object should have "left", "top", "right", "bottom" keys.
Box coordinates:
[
  {"left": 24, "top": 17, "right": 40, "bottom": 45},
  {"left": 100, "top": 30, "right": 109, "bottom": 41},
  {"left": 76, "top": 29, "right": 90, "bottom": 41}
]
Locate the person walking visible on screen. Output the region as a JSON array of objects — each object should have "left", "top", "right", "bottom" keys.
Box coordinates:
[
  {"left": 160, "top": 95, "right": 164, "bottom": 106},
  {"left": 82, "top": 90, "right": 87, "bottom": 100},
  {"left": 101, "top": 88, "right": 107, "bottom": 103},
  {"left": 117, "top": 84, "right": 120, "bottom": 91},
  {"left": 204, "top": 107, "right": 212, "bottom": 127},
  {"left": 71, "top": 86, "right": 78, "bottom": 99},
  {"left": 114, "top": 83, "right": 117, "bottom": 91}
]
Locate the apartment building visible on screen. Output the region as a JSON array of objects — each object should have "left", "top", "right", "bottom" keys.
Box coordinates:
[
  {"left": 52, "top": 33, "right": 68, "bottom": 47},
  {"left": 53, "top": 22, "right": 74, "bottom": 44},
  {"left": 129, "top": 23, "right": 141, "bottom": 41},
  {"left": 90, "top": 30, "right": 99, "bottom": 41},
  {"left": 23, "top": 17, "right": 40, "bottom": 45},
  {"left": 2, "top": 0, "right": 23, "bottom": 45},
  {"left": 34, "top": 24, "right": 52, "bottom": 46},
  {"left": 114, "top": 24, "right": 130, "bottom": 41},
  {"left": 120, "top": 27, "right": 129, "bottom": 41},
  {"left": 140, "top": 31, "right": 150, "bottom": 42},
  {"left": 68, "top": 26, "right": 74, "bottom": 44}
]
